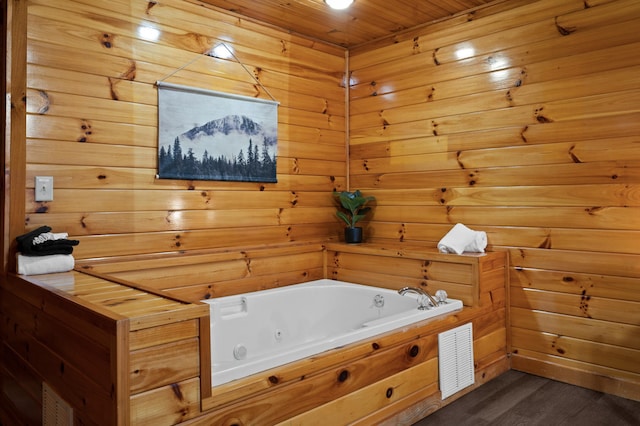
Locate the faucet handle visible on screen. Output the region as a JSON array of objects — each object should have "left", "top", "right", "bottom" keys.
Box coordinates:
[
  {"left": 435, "top": 289, "right": 448, "bottom": 304},
  {"left": 416, "top": 295, "right": 431, "bottom": 310}
]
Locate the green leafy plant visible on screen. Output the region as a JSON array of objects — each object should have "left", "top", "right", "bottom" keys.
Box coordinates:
[{"left": 333, "top": 190, "right": 375, "bottom": 228}]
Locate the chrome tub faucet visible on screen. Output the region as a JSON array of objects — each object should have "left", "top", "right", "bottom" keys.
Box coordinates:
[{"left": 398, "top": 286, "right": 439, "bottom": 310}]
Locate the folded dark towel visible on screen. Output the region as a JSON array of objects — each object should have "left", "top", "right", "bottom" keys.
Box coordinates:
[
  {"left": 16, "top": 226, "right": 51, "bottom": 247},
  {"left": 16, "top": 226, "right": 79, "bottom": 256},
  {"left": 20, "top": 239, "right": 79, "bottom": 256}
]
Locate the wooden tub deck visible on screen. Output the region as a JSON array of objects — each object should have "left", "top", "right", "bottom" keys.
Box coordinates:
[{"left": 0, "top": 243, "right": 508, "bottom": 425}]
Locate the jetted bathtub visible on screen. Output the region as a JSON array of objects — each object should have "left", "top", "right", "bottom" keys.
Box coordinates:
[{"left": 202, "top": 279, "right": 463, "bottom": 385}]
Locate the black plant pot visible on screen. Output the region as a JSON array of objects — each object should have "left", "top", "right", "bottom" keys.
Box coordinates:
[{"left": 344, "top": 227, "right": 363, "bottom": 244}]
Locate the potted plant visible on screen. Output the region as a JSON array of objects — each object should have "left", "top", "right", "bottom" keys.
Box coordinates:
[{"left": 333, "top": 190, "right": 376, "bottom": 244}]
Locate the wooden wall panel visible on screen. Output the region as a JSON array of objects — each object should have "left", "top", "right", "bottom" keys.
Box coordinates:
[
  {"left": 349, "top": 0, "right": 640, "bottom": 400},
  {"left": 3, "top": 0, "right": 28, "bottom": 275},
  {"left": 22, "top": 0, "right": 347, "bottom": 261},
  {"left": 78, "top": 242, "right": 326, "bottom": 301}
]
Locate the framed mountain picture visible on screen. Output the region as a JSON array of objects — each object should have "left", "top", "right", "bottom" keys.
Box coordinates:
[{"left": 157, "top": 82, "right": 279, "bottom": 182}]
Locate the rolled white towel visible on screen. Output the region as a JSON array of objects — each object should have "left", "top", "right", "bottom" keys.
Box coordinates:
[
  {"left": 437, "top": 223, "right": 487, "bottom": 254},
  {"left": 17, "top": 253, "right": 75, "bottom": 275},
  {"left": 464, "top": 229, "right": 487, "bottom": 253}
]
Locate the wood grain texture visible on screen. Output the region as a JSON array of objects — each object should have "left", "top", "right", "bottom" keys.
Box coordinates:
[
  {"left": 22, "top": 0, "right": 347, "bottom": 261},
  {"left": 3, "top": 0, "right": 28, "bottom": 275},
  {"left": 77, "top": 241, "right": 327, "bottom": 301},
  {"left": 0, "top": 274, "right": 121, "bottom": 425},
  {"left": 349, "top": 0, "right": 640, "bottom": 401},
  {"left": 99, "top": 243, "right": 506, "bottom": 424},
  {"left": 2, "top": 242, "right": 506, "bottom": 424},
  {"left": 1, "top": 270, "right": 211, "bottom": 425},
  {"left": 3, "top": 0, "right": 639, "bottom": 423},
  {"left": 197, "top": 0, "right": 500, "bottom": 48}
]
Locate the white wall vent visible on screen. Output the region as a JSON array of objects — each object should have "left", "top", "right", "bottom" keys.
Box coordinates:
[
  {"left": 438, "top": 322, "right": 474, "bottom": 399},
  {"left": 43, "top": 382, "right": 73, "bottom": 426}
]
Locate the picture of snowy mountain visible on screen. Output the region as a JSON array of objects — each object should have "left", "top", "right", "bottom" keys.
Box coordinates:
[{"left": 157, "top": 83, "right": 278, "bottom": 182}]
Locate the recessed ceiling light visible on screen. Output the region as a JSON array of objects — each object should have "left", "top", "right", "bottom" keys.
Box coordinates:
[
  {"left": 325, "top": 0, "right": 354, "bottom": 10},
  {"left": 209, "top": 43, "right": 234, "bottom": 59},
  {"left": 138, "top": 25, "right": 160, "bottom": 41}
]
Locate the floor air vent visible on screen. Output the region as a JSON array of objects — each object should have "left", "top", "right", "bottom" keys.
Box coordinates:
[
  {"left": 43, "top": 382, "right": 73, "bottom": 426},
  {"left": 438, "top": 322, "right": 474, "bottom": 399}
]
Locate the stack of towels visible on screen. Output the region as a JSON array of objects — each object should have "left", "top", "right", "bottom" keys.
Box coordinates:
[
  {"left": 437, "top": 223, "right": 487, "bottom": 255},
  {"left": 16, "top": 226, "right": 79, "bottom": 275}
]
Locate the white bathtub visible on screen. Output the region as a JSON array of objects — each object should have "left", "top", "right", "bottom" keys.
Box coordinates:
[{"left": 202, "top": 279, "right": 463, "bottom": 386}]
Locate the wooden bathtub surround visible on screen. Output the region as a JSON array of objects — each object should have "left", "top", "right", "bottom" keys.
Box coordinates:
[
  {"left": 1, "top": 242, "right": 508, "bottom": 424},
  {"left": 0, "top": 270, "right": 211, "bottom": 425},
  {"left": 325, "top": 242, "right": 507, "bottom": 308}
]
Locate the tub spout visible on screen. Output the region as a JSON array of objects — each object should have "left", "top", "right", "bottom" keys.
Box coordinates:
[{"left": 398, "top": 287, "right": 438, "bottom": 310}]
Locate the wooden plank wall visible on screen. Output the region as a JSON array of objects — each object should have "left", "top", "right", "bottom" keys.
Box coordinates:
[
  {"left": 324, "top": 242, "right": 508, "bottom": 308},
  {"left": 20, "top": 0, "right": 347, "bottom": 260},
  {"left": 3, "top": 0, "right": 29, "bottom": 275},
  {"left": 348, "top": 0, "right": 640, "bottom": 400},
  {"left": 78, "top": 242, "right": 326, "bottom": 301},
  {"left": 1, "top": 0, "right": 7, "bottom": 275}
]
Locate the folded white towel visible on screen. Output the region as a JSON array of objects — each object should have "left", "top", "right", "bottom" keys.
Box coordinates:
[
  {"left": 17, "top": 253, "right": 75, "bottom": 275},
  {"left": 437, "top": 223, "right": 487, "bottom": 254}
]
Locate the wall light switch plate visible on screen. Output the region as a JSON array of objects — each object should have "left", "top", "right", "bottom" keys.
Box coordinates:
[{"left": 35, "top": 176, "right": 54, "bottom": 201}]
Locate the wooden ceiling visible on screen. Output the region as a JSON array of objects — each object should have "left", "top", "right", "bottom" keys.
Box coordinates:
[{"left": 197, "top": 0, "right": 499, "bottom": 48}]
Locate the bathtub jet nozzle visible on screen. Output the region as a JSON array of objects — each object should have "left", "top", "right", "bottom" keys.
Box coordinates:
[{"left": 373, "top": 294, "right": 385, "bottom": 308}]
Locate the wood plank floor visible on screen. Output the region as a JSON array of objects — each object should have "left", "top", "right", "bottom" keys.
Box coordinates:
[{"left": 413, "top": 370, "right": 640, "bottom": 425}]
